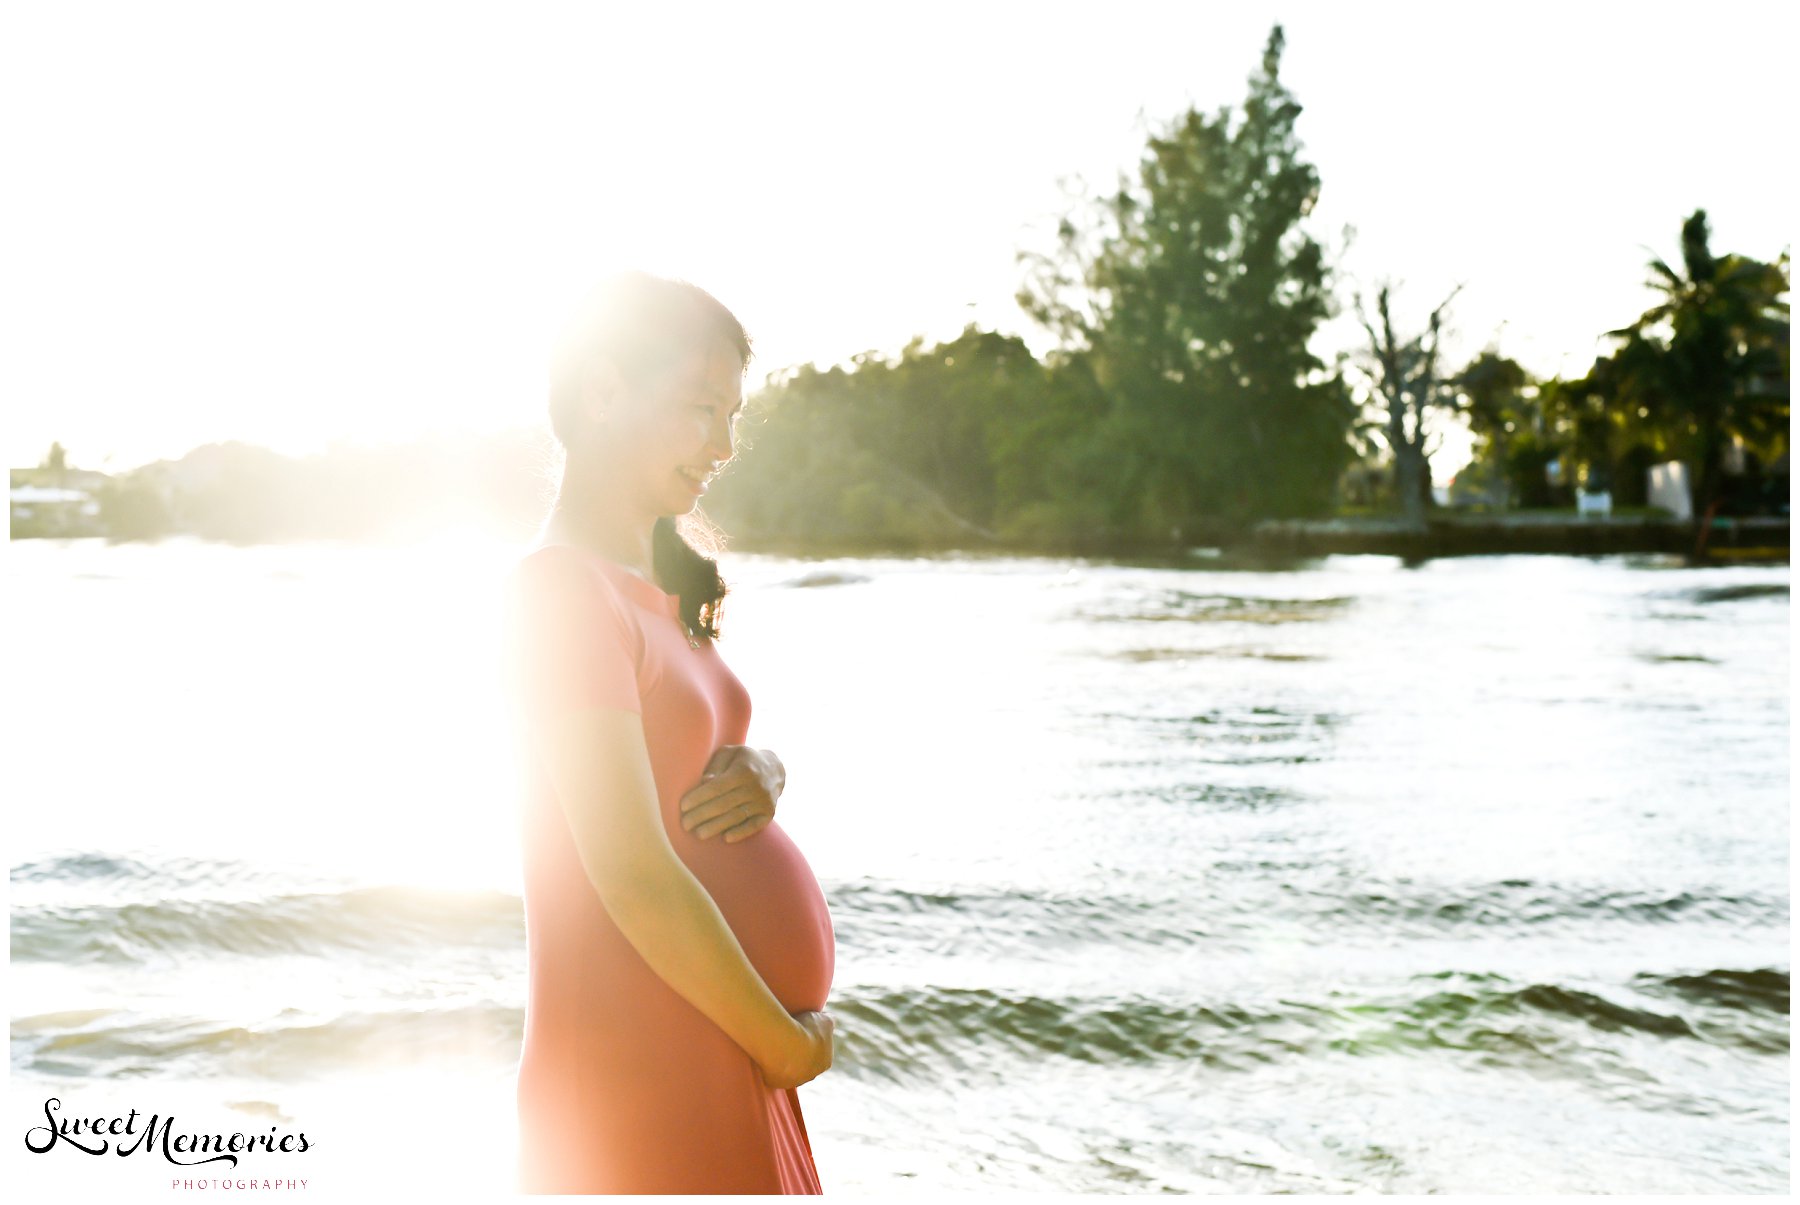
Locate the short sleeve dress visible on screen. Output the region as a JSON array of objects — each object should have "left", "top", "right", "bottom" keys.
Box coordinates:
[{"left": 504, "top": 544, "right": 836, "bottom": 1194}]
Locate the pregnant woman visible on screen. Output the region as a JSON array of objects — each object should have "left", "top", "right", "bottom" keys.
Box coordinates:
[{"left": 503, "top": 270, "right": 836, "bottom": 1193}]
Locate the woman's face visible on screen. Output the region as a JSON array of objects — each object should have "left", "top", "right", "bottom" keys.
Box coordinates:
[{"left": 609, "top": 337, "right": 744, "bottom": 516}]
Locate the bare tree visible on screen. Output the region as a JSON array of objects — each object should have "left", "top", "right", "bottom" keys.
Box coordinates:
[{"left": 1351, "top": 281, "right": 1465, "bottom": 530}]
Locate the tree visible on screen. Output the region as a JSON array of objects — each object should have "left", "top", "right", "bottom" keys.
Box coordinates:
[
  {"left": 1349, "top": 281, "right": 1464, "bottom": 529},
  {"left": 1596, "top": 209, "right": 1789, "bottom": 541},
  {"left": 1016, "top": 23, "right": 1355, "bottom": 534},
  {"left": 699, "top": 326, "right": 1066, "bottom": 550},
  {"left": 1451, "top": 349, "right": 1533, "bottom": 507}
]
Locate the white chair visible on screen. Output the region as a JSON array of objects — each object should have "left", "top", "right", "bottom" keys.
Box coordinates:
[{"left": 1577, "top": 489, "right": 1613, "bottom": 518}]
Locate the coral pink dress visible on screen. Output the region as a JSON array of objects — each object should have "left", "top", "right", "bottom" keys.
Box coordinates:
[{"left": 504, "top": 544, "right": 835, "bottom": 1194}]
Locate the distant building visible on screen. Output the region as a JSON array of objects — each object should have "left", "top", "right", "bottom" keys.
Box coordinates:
[
  {"left": 12, "top": 465, "right": 110, "bottom": 535},
  {"left": 1647, "top": 462, "right": 1692, "bottom": 521}
]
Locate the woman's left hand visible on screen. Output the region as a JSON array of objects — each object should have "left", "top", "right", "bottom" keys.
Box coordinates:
[{"left": 679, "top": 746, "right": 786, "bottom": 843}]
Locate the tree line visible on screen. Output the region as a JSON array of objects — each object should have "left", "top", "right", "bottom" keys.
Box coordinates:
[
  {"left": 702, "top": 24, "right": 1789, "bottom": 555},
  {"left": 37, "top": 23, "right": 1789, "bottom": 554}
]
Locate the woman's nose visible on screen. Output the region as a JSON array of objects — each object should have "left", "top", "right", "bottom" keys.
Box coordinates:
[{"left": 706, "top": 412, "right": 735, "bottom": 461}]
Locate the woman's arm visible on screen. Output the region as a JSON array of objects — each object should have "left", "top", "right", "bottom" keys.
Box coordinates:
[{"left": 531, "top": 706, "right": 827, "bottom": 1086}]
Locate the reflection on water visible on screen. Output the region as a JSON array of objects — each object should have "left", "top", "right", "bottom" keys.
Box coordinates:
[{"left": 7, "top": 539, "right": 1789, "bottom": 1193}]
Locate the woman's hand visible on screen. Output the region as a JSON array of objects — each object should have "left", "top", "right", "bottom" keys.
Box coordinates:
[
  {"left": 757, "top": 1009, "right": 835, "bottom": 1091},
  {"left": 679, "top": 746, "right": 785, "bottom": 843}
]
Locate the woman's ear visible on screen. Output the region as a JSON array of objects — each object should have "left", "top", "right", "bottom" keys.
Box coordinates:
[{"left": 579, "top": 355, "right": 625, "bottom": 427}]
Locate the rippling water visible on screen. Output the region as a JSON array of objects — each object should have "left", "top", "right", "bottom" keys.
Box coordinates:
[{"left": 7, "top": 539, "right": 1788, "bottom": 1194}]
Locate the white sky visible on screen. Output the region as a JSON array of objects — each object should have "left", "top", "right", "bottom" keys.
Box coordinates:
[{"left": 3, "top": 0, "right": 1792, "bottom": 479}]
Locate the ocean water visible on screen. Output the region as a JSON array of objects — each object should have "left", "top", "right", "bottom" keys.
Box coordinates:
[{"left": 7, "top": 537, "right": 1789, "bottom": 1194}]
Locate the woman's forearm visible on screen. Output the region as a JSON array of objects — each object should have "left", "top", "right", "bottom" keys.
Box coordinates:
[{"left": 597, "top": 858, "right": 801, "bottom": 1073}]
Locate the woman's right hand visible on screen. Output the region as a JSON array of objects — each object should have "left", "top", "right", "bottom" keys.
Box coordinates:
[{"left": 758, "top": 1010, "right": 835, "bottom": 1090}]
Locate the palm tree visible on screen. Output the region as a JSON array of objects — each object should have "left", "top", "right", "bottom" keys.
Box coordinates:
[{"left": 1601, "top": 209, "right": 1789, "bottom": 550}]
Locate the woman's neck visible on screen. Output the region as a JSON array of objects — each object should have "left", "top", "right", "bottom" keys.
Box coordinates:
[{"left": 542, "top": 478, "right": 659, "bottom": 580}]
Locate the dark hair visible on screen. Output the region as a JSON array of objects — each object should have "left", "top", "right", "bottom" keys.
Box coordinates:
[{"left": 546, "top": 269, "right": 753, "bottom": 642}]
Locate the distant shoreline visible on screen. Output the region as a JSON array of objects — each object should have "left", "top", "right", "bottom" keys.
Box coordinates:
[
  {"left": 10, "top": 513, "right": 1790, "bottom": 564},
  {"left": 711, "top": 513, "right": 1789, "bottom": 564},
  {"left": 1244, "top": 514, "right": 1790, "bottom": 560}
]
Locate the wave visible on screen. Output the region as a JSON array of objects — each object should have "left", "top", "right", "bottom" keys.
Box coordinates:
[
  {"left": 1110, "top": 647, "right": 1326, "bottom": 663},
  {"left": 1684, "top": 583, "right": 1788, "bottom": 604},
  {"left": 11, "top": 885, "right": 523, "bottom": 963},
  {"left": 13, "top": 862, "right": 1786, "bottom": 966},
  {"left": 13, "top": 1001, "right": 520, "bottom": 1081},
  {"left": 827, "top": 875, "right": 1788, "bottom": 956},
  {"left": 9, "top": 872, "right": 1218, "bottom": 968},
  {"left": 11, "top": 851, "right": 327, "bottom": 901},
  {"left": 1079, "top": 592, "right": 1356, "bottom": 626},
  {"left": 1642, "top": 967, "right": 1789, "bottom": 1016},
  {"left": 780, "top": 570, "right": 871, "bottom": 589},
  {"left": 13, "top": 852, "right": 156, "bottom": 882},
  {"left": 1329, "top": 880, "right": 1790, "bottom": 931},
  {"left": 827, "top": 969, "right": 1788, "bottom": 1083},
  {"left": 14, "top": 970, "right": 1782, "bottom": 1086}
]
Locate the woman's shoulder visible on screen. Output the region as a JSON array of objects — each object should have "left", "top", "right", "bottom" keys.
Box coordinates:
[
  {"left": 508, "top": 544, "right": 636, "bottom": 616},
  {"left": 511, "top": 541, "right": 589, "bottom": 584},
  {"left": 512, "top": 541, "right": 619, "bottom": 578}
]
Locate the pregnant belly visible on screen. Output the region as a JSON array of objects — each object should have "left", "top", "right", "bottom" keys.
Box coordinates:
[{"left": 679, "top": 821, "right": 835, "bottom": 1013}]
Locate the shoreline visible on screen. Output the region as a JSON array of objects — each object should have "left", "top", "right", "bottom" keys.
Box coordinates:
[
  {"left": 9, "top": 514, "right": 1790, "bottom": 564},
  {"left": 714, "top": 514, "right": 1790, "bottom": 565},
  {"left": 1244, "top": 515, "right": 1790, "bottom": 560}
]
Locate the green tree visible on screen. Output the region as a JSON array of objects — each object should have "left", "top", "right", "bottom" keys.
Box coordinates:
[
  {"left": 831, "top": 325, "right": 1043, "bottom": 535},
  {"left": 1595, "top": 208, "right": 1789, "bottom": 537},
  {"left": 1016, "top": 23, "right": 1355, "bottom": 535},
  {"left": 96, "top": 472, "right": 175, "bottom": 540},
  {"left": 702, "top": 327, "right": 1060, "bottom": 550},
  {"left": 1451, "top": 349, "right": 1532, "bottom": 507}
]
